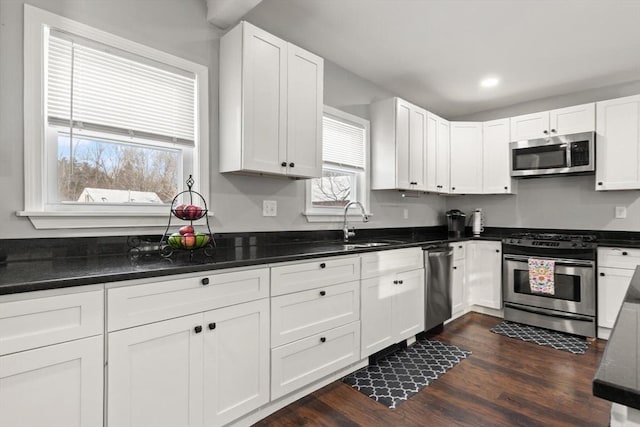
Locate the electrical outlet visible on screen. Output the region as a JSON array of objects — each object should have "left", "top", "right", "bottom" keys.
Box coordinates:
[
  {"left": 403, "top": 208, "right": 409, "bottom": 219},
  {"left": 615, "top": 206, "right": 627, "bottom": 219},
  {"left": 263, "top": 200, "right": 277, "bottom": 217}
]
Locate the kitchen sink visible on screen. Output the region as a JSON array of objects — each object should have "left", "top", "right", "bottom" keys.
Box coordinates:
[{"left": 342, "top": 241, "right": 399, "bottom": 250}]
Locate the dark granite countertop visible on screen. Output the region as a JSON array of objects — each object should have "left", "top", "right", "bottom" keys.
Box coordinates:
[
  {"left": 3, "top": 226, "right": 504, "bottom": 295},
  {"left": 593, "top": 266, "right": 640, "bottom": 410}
]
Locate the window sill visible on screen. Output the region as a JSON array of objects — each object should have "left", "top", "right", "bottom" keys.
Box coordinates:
[
  {"left": 303, "top": 211, "right": 372, "bottom": 223},
  {"left": 16, "top": 210, "right": 213, "bottom": 230}
]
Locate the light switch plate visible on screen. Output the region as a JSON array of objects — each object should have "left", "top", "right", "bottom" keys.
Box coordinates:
[
  {"left": 263, "top": 200, "right": 277, "bottom": 217},
  {"left": 615, "top": 206, "right": 627, "bottom": 219},
  {"left": 403, "top": 208, "right": 409, "bottom": 219}
]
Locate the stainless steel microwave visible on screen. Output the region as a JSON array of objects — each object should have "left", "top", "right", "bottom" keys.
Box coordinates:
[{"left": 510, "top": 131, "right": 595, "bottom": 177}]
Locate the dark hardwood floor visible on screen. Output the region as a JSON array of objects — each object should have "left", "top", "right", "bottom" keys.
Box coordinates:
[{"left": 255, "top": 312, "right": 611, "bottom": 426}]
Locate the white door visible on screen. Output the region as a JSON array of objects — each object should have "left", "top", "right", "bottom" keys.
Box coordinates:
[
  {"left": 203, "top": 299, "right": 270, "bottom": 427},
  {"left": 509, "top": 111, "right": 549, "bottom": 141},
  {"left": 466, "top": 242, "right": 502, "bottom": 310},
  {"left": 393, "top": 268, "right": 425, "bottom": 340},
  {"left": 360, "top": 275, "right": 394, "bottom": 358},
  {"left": 242, "top": 22, "right": 288, "bottom": 175},
  {"left": 482, "top": 118, "right": 513, "bottom": 194},
  {"left": 549, "top": 103, "right": 595, "bottom": 136},
  {"left": 598, "top": 267, "right": 633, "bottom": 329},
  {"left": 395, "top": 99, "right": 412, "bottom": 189},
  {"left": 595, "top": 95, "right": 640, "bottom": 190},
  {"left": 451, "top": 260, "right": 466, "bottom": 319},
  {"left": 436, "top": 117, "right": 451, "bottom": 193},
  {"left": 286, "top": 44, "right": 323, "bottom": 178},
  {"left": 450, "top": 122, "right": 483, "bottom": 194},
  {"left": 409, "top": 106, "right": 427, "bottom": 190},
  {"left": 0, "top": 335, "right": 103, "bottom": 427},
  {"left": 108, "top": 314, "right": 204, "bottom": 427}
]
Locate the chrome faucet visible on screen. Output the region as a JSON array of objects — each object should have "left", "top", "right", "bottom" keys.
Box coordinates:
[{"left": 343, "top": 201, "right": 369, "bottom": 242}]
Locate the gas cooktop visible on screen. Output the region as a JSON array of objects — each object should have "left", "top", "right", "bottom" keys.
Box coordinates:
[{"left": 503, "top": 232, "right": 597, "bottom": 249}]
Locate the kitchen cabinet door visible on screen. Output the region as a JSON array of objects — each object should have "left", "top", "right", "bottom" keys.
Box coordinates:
[
  {"left": 510, "top": 111, "right": 549, "bottom": 141},
  {"left": 0, "top": 335, "right": 103, "bottom": 427},
  {"left": 482, "top": 118, "right": 514, "bottom": 194},
  {"left": 360, "top": 275, "right": 395, "bottom": 358},
  {"left": 549, "top": 103, "right": 595, "bottom": 136},
  {"left": 451, "top": 258, "right": 466, "bottom": 319},
  {"left": 595, "top": 94, "right": 640, "bottom": 190},
  {"left": 450, "top": 121, "right": 483, "bottom": 194},
  {"left": 426, "top": 112, "right": 450, "bottom": 193},
  {"left": 286, "top": 43, "right": 323, "bottom": 178},
  {"left": 108, "top": 314, "right": 204, "bottom": 427},
  {"left": 466, "top": 241, "right": 502, "bottom": 310},
  {"left": 598, "top": 267, "right": 633, "bottom": 329},
  {"left": 393, "top": 268, "right": 425, "bottom": 340},
  {"left": 203, "top": 299, "right": 269, "bottom": 427},
  {"left": 409, "top": 106, "right": 427, "bottom": 190}
]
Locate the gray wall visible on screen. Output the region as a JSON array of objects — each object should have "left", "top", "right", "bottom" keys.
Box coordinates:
[
  {"left": 0, "top": 0, "right": 445, "bottom": 239},
  {"left": 449, "top": 80, "right": 640, "bottom": 232}
]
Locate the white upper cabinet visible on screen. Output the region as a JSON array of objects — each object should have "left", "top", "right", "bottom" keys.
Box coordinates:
[
  {"left": 482, "top": 118, "right": 515, "bottom": 194},
  {"left": 371, "top": 97, "right": 427, "bottom": 191},
  {"left": 220, "top": 21, "right": 323, "bottom": 178},
  {"left": 426, "top": 112, "right": 450, "bottom": 193},
  {"left": 596, "top": 94, "right": 640, "bottom": 190},
  {"left": 510, "top": 103, "right": 595, "bottom": 141},
  {"left": 449, "top": 122, "right": 483, "bottom": 194}
]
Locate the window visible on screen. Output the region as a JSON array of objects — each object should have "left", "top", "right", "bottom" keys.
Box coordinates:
[
  {"left": 22, "top": 5, "right": 209, "bottom": 229},
  {"left": 305, "top": 106, "right": 369, "bottom": 221}
]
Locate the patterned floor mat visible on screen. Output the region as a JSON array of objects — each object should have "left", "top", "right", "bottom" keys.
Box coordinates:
[
  {"left": 490, "top": 321, "right": 589, "bottom": 354},
  {"left": 342, "top": 339, "right": 471, "bottom": 409}
]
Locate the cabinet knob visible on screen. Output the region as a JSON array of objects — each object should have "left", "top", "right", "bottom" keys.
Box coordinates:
[
  {"left": 194, "top": 325, "right": 203, "bottom": 334},
  {"left": 320, "top": 337, "right": 326, "bottom": 343},
  {"left": 319, "top": 262, "right": 326, "bottom": 269},
  {"left": 597, "top": 182, "right": 603, "bottom": 186},
  {"left": 622, "top": 251, "right": 628, "bottom": 256},
  {"left": 320, "top": 290, "right": 326, "bottom": 296},
  {"left": 201, "top": 277, "right": 210, "bottom": 286},
  {"left": 496, "top": 249, "right": 500, "bottom": 253},
  {"left": 543, "top": 130, "right": 549, "bottom": 135},
  {"left": 458, "top": 245, "right": 462, "bottom": 249},
  {"left": 393, "top": 280, "right": 399, "bottom": 284},
  {"left": 289, "top": 162, "right": 295, "bottom": 168},
  {"left": 504, "top": 186, "right": 508, "bottom": 190},
  {"left": 452, "top": 187, "right": 456, "bottom": 191},
  {"left": 398, "top": 280, "right": 404, "bottom": 284},
  {"left": 600, "top": 272, "right": 605, "bottom": 277},
  {"left": 551, "top": 129, "right": 557, "bottom": 133},
  {"left": 453, "top": 266, "right": 457, "bottom": 270},
  {"left": 281, "top": 161, "right": 287, "bottom": 167},
  {"left": 208, "top": 322, "right": 216, "bottom": 330}
]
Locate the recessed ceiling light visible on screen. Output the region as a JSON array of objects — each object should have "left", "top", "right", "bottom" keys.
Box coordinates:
[{"left": 480, "top": 77, "right": 500, "bottom": 88}]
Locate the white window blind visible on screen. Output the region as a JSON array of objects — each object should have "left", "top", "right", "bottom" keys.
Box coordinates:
[
  {"left": 47, "top": 31, "right": 196, "bottom": 145},
  {"left": 322, "top": 114, "right": 366, "bottom": 169}
]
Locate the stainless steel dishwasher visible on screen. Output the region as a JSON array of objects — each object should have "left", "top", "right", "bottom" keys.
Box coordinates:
[{"left": 423, "top": 244, "right": 453, "bottom": 331}]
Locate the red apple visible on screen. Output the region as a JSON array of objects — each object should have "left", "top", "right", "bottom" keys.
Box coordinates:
[
  {"left": 178, "top": 225, "right": 194, "bottom": 235},
  {"left": 181, "top": 233, "right": 196, "bottom": 249},
  {"left": 173, "top": 204, "right": 186, "bottom": 219}
]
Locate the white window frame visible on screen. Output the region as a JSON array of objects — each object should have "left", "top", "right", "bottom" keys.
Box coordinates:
[
  {"left": 304, "top": 105, "right": 370, "bottom": 222},
  {"left": 20, "top": 5, "right": 209, "bottom": 230}
]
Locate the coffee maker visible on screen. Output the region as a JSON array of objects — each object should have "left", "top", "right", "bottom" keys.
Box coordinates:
[{"left": 446, "top": 209, "right": 466, "bottom": 238}]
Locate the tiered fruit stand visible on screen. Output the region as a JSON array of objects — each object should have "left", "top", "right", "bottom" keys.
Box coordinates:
[{"left": 160, "top": 175, "right": 215, "bottom": 258}]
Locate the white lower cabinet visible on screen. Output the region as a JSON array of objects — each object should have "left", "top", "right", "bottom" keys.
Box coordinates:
[
  {"left": 361, "top": 267, "right": 425, "bottom": 358},
  {"left": 0, "top": 335, "right": 103, "bottom": 427},
  {"left": 107, "top": 299, "right": 269, "bottom": 427},
  {"left": 466, "top": 241, "right": 502, "bottom": 310},
  {"left": 451, "top": 243, "right": 467, "bottom": 319}
]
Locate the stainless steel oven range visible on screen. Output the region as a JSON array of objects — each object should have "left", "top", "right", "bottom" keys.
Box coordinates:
[{"left": 502, "top": 233, "right": 596, "bottom": 337}]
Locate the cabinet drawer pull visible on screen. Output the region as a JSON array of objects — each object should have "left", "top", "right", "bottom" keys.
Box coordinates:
[
  {"left": 398, "top": 280, "right": 403, "bottom": 284},
  {"left": 319, "top": 290, "right": 326, "bottom": 296},
  {"left": 622, "top": 251, "right": 628, "bottom": 256},
  {"left": 320, "top": 337, "right": 326, "bottom": 343},
  {"left": 598, "top": 182, "right": 603, "bottom": 186},
  {"left": 319, "top": 262, "right": 326, "bottom": 269},
  {"left": 194, "top": 325, "right": 203, "bottom": 334},
  {"left": 393, "top": 280, "right": 399, "bottom": 284},
  {"left": 281, "top": 161, "right": 287, "bottom": 167},
  {"left": 289, "top": 162, "right": 295, "bottom": 168},
  {"left": 201, "top": 277, "right": 210, "bottom": 286},
  {"left": 208, "top": 322, "right": 216, "bottom": 330},
  {"left": 600, "top": 272, "right": 605, "bottom": 277}
]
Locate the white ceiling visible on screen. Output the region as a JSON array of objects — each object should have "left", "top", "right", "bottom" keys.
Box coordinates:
[{"left": 244, "top": 0, "right": 640, "bottom": 118}]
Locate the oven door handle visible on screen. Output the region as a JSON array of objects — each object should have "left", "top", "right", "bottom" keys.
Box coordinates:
[
  {"left": 504, "top": 302, "right": 594, "bottom": 323},
  {"left": 503, "top": 255, "right": 594, "bottom": 268}
]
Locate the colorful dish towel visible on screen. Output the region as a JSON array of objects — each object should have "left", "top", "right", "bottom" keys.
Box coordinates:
[{"left": 528, "top": 258, "right": 555, "bottom": 295}]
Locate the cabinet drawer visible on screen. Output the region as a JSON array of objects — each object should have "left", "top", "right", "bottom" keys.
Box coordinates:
[
  {"left": 271, "top": 256, "right": 360, "bottom": 296},
  {"left": 108, "top": 267, "right": 269, "bottom": 331},
  {"left": 0, "top": 289, "right": 103, "bottom": 356},
  {"left": 271, "top": 321, "right": 360, "bottom": 399},
  {"left": 598, "top": 247, "right": 640, "bottom": 269},
  {"left": 271, "top": 281, "right": 360, "bottom": 347},
  {"left": 361, "top": 247, "right": 423, "bottom": 279},
  {"left": 451, "top": 242, "right": 466, "bottom": 260}
]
